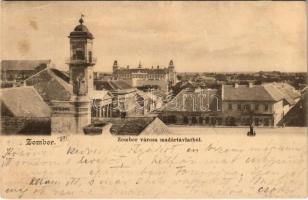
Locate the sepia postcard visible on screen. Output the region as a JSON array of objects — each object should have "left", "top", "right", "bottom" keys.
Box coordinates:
[{"left": 0, "top": 1, "right": 307, "bottom": 198}]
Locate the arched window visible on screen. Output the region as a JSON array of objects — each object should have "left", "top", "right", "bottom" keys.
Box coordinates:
[{"left": 210, "top": 95, "right": 220, "bottom": 111}]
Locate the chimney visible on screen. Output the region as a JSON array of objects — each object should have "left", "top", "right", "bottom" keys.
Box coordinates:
[
  {"left": 234, "top": 83, "right": 239, "bottom": 88},
  {"left": 127, "top": 65, "right": 129, "bottom": 69},
  {"left": 157, "top": 65, "right": 160, "bottom": 69},
  {"left": 248, "top": 82, "right": 253, "bottom": 88}
]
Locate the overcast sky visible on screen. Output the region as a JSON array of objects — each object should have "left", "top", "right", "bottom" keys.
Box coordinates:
[{"left": 2, "top": 1, "right": 307, "bottom": 72}]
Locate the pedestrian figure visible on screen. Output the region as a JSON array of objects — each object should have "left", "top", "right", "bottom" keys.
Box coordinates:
[{"left": 247, "top": 123, "right": 256, "bottom": 136}]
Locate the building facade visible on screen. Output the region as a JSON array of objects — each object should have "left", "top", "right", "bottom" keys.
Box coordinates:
[
  {"left": 112, "top": 60, "right": 177, "bottom": 92},
  {"left": 160, "top": 88, "right": 222, "bottom": 125},
  {"left": 221, "top": 83, "right": 300, "bottom": 126},
  {"left": 160, "top": 83, "right": 301, "bottom": 127},
  {"left": 1, "top": 60, "right": 52, "bottom": 87}
]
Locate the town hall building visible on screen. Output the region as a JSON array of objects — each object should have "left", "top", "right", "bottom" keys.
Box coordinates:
[{"left": 112, "top": 60, "right": 177, "bottom": 93}]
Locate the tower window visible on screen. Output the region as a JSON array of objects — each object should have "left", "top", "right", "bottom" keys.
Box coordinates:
[
  {"left": 88, "top": 51, "right": 92, "bottom": 62},
  {"left": 76, "top": 50, "right": 85, "bottom": 60}
]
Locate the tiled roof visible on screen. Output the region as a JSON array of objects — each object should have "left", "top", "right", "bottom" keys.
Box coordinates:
[
  {"left": 223, "top": 85, "right": 276, "bottom": 102},
  {"left": 110, "top": 118, "right": 154, "bottom": 135},
  {"left": 1, "top": 60, "right": 51, "bottom": 71},
  {"left": 273, "top": 83, "right": 301, "bottom": 99},
  {"left": 25, "top": 68, "right": 73, "bottom": 102},
  {"left": 223, "top": 83, "right": 300, "bottom": 105},
  {"left": 95, "top": 80, "right": 132, "bottom": 91},
  {"left": 0, "top": 86, "right": 50, "bottom": 117}
]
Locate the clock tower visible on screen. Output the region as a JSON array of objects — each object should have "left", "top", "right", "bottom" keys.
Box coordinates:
[
  {"left": 51, "top": 16, "right": 96, "bottom": 134},
  {"left": 69, "top": 16, "right": 95, "bottom": 96}
]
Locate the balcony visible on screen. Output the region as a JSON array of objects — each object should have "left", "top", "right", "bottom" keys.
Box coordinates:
[{"left": 66, "top": 57, "right": 96, "bottom": 65}]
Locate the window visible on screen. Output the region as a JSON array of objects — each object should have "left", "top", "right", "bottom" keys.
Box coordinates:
[
  {"left": 88, "top": 51, "right": 92, "bottom": 62},
  {"left": 255, "top": 104, "right": 259, "bottom": 111},
  {"left": 228, "top": 103, "right": 232, "bottom": 110},
  {"left": 237, "top": 104, "right": 241, "bottom": 111},
  {"left": 76, "top": 50, "right": 85, "bottom": 60},
  {"left": 244, "top": 104, "right": 250, "bottom": 111},
  {"left": 264, "top": 104, "right": 269, "bottom": 112}
]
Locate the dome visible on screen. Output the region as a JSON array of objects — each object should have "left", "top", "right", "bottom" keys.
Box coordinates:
[
  {"left": 74, "top": 24, "right": 89, "bottom": 32},
  {"left": 69, "top": 17, "right": 94, "bottom": 39}
]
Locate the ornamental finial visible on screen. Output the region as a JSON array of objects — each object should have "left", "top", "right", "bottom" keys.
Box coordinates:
[{"left": 79, "top": 14, "right": 84, "bottom": 24}]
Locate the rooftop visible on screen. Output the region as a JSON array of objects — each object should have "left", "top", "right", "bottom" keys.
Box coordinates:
[
  {"left": 223, "top": 83, "right": 300, "bottom": 104},
  {"left": 1, "top": 60, "right": 51, "bottom": 71},
  {"left": 91, "top": 117, "right": 170, "bottom": 135},
  {"left": 95, "top": 80, "right": 133, "bottom": 91},
  {"left": 25, "top": 68, "right": 73, "bottom": 102},
  {"left": 0, "top": 86, "right": 50, "bottom": 118}
]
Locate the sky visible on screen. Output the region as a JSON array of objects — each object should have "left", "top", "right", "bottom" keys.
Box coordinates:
[{"left": 1, "top": 1, "right": 307, "bottom": 72}]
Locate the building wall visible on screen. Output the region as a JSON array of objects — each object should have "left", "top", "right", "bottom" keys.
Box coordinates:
[
  {"left": 272, "top": 100, "right": 282, "bottom": 125},
  {"left": 2, "top": 70, "right": 34, "bottom": 82},
  {"left": 222, "top": 101, "right": 274, "bottom": 114},
  {"left": 50, "top": 99, "right": 91, "bottom": 134},
  {"left": 2, "top": 64, "right": 48, "bottom": 82},
  {"left": 112, "top": 65, "right": 175, "bottom": 92},
  {"left": 1, "top": 116, "right": 50, "bottom": 135},
  {"left": 159, "top": 111, "right": 223, "bottom": 126},
  {"left": 222, "top": 101, "right": 275, "bottom": 126},
  {"left": 160, "top": 100, "right": 279, "bottom": 126}
]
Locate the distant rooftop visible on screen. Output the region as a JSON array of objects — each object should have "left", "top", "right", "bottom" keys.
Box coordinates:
[
  {"left": 1, "top": 60, "right": 52, "bottom": 71},
  {"left": 95, "top": 80, "right": 133, "bottom": 91}
]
